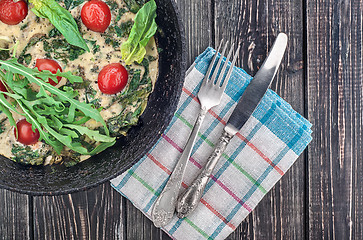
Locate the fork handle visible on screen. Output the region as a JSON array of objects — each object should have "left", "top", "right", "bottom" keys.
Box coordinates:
[
  {"left": 151, "top": 107, "right": 208, "bottom": 228},
  {"left": 176, "top": 130, "right": 233, "bottom": 218}
]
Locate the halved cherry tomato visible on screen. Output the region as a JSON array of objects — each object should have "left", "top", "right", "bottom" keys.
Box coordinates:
[
  {"left": 98, "top": 63, "right": 128, "bottom": 94},
  {"left": 35, "top": 59, "right": 62, "bottom": 86},
  {"left": 14, "top": 119, "right": 40, "bottom": 145},
  {"left": 81, "top": 0, "right": 111, "bottom": 33},
  {"left": 0, "top": 0, "right": 28, "bottom": 25}
]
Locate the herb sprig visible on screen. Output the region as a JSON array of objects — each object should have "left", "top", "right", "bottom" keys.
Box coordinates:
[{"left": 0, "top": 58, "right": 115, "bottom": 155}]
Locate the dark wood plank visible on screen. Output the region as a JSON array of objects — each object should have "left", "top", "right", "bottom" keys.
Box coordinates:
[
  {"left": 125, "top": 201, "right": 164, "bottom": 239},
  {"left": 0, "top": 189, "right": 30, "bottom": 239},
  {"left": 176, "top": 0, "right": 214, "bottom": 66},
  {"left": 124, "top": 0, "right": 213, "bottom": 239},
  {"left": 307, "top": 0, "right": 363, "bottom": 239},
  {"left": 33, "top": 183, "right": 125, "bottom": 239},
  {"left": 226, "top": 215, "right": 253, "bottom": 240},
  {"left": 215, "top": 0, "right": 306, "bottom": 239}
]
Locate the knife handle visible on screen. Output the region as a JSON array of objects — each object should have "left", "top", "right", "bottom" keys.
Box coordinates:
[
  {"left": 176, "top": 130, "right": 234, "bottom": 218},
  {"left": 151, "top": 107, "right": 208, "bottom": 228}
]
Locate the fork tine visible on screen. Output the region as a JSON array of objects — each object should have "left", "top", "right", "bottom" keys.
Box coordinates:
[
  {"left": 216, "top": 42, "right": 235, "bottom": 87},
  {"left": 210, "top": 41, "right": 229, "bottom": 84},
  {"left": 221, "top": 44, "right": 240, "bottom": 89},
  {"left": 203, "top": 40, "right": 224, "bottom": 84}
]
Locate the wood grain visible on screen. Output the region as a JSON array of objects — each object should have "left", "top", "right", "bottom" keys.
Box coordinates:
[
  {"left": 175, "top": 0, "right": 214, "bottom": 67},
  {"left": 307, "top": 0, "right": 363, "bottom": 239},
  {"left": 0, "top": 189, "right": 30, "bottom": 239},
  {"left": 33, "top": 183, "right": 125, "bottom": 239},
  {"left": 125, "top": 201, "right": 164, "bottom": 239},
  {"left": 214, "top": 0, "right": 306, "bottom": 239},
  {"left": 175, "top": 0, "right": 213, "bottom": 66}
]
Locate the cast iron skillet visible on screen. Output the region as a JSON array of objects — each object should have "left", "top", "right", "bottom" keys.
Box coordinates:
[{"left": 0, "top": 0, "right": 186, "bottom": 195}]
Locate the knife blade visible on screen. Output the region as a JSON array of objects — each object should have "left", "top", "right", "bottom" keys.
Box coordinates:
[
  {"left": 176, "top": 33, "right": 288, "bottom": 218},
  {"left": 225, "top": 33, "right": 288, "bottom": 135}
]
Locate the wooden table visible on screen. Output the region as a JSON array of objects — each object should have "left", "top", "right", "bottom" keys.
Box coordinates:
[{"left": 1, "top": 0, "right": 362, "bottom": 239}]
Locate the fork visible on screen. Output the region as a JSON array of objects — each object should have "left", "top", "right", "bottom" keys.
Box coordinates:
[{"left": 151, "top": 40, "right": 240, "bottom": 228}]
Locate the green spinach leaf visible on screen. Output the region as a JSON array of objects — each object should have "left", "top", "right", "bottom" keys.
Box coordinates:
[
  {"left": 0, "top": 50, "right": 10, "bottom": 60},
  {"left": 64, "top": 0, "right": 85, "bottom": 9},
  {"left": 11, "top": 145, "right": 43, "bottom": 165},
  {"left": 114, "top": 21, "right": 134, "bottom": 38},
  {"left": 29, "top": 0, "right": 90, "bottom": 52},
  {"left": 43, "top": 39, "right": 86, "bottom": 63},
  {"left": 121, "top": 0, "right": 157, "bottom": 65},
  {"left": 105, "top": 0, "right": 118, "bottom": 10},
  {"left": 18, "top": 34, "right": 47, "bottom": 64},
  {"left": 124, "top": 0, "right": 147, "bottom": 13}
]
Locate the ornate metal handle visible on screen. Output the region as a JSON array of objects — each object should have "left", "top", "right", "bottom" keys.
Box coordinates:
[
  {"left": 176, "top": 130, "right": 233, "bottom": 218},
  {"left": 151, "top": 107, "right": 208, "bottom": 228}
]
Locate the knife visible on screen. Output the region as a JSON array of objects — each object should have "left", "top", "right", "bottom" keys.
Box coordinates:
[{"left": 176, "top": 33, "right": 288, "bottom": 218}]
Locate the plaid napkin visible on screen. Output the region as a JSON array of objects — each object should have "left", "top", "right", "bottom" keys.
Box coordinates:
[{"left": 111, "top": 47, "right": 312, "bottom": 240}]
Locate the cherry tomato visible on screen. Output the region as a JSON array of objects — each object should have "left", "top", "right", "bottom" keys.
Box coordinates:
[
  {"left": 81, "top": 0, "right": 111, "bottom": 33},
  {"left": 98, "top": 63, "right": 128, "bottom": 94},
  {"left": 0, "top": 0, "right": 28, "bottom": 25},
  {"left": 14, "top": 119, "right": 40, "bottom": 145},
  {"left": 35, "top": 59, "right": 62, "bottom": 86}
]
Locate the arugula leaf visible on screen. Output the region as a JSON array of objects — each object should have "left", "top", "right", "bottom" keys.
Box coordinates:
[
  {"left": 29, "top": 0, "right": 90, "bottom": 52},
  {"left": 0, "top": 101, "right": 16, "bottom": 128},
  {"left": 0, "top": 58, "right": 116, "bottom": 156},
  {"left": 0, "top": 60, "right": 106, "bottom": 127},
  {"left": 64, "top": 124, "right": 115, "bottom": 142},
  {"left": 121, "top": 0, "right": 157, "bottom": 65}
]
